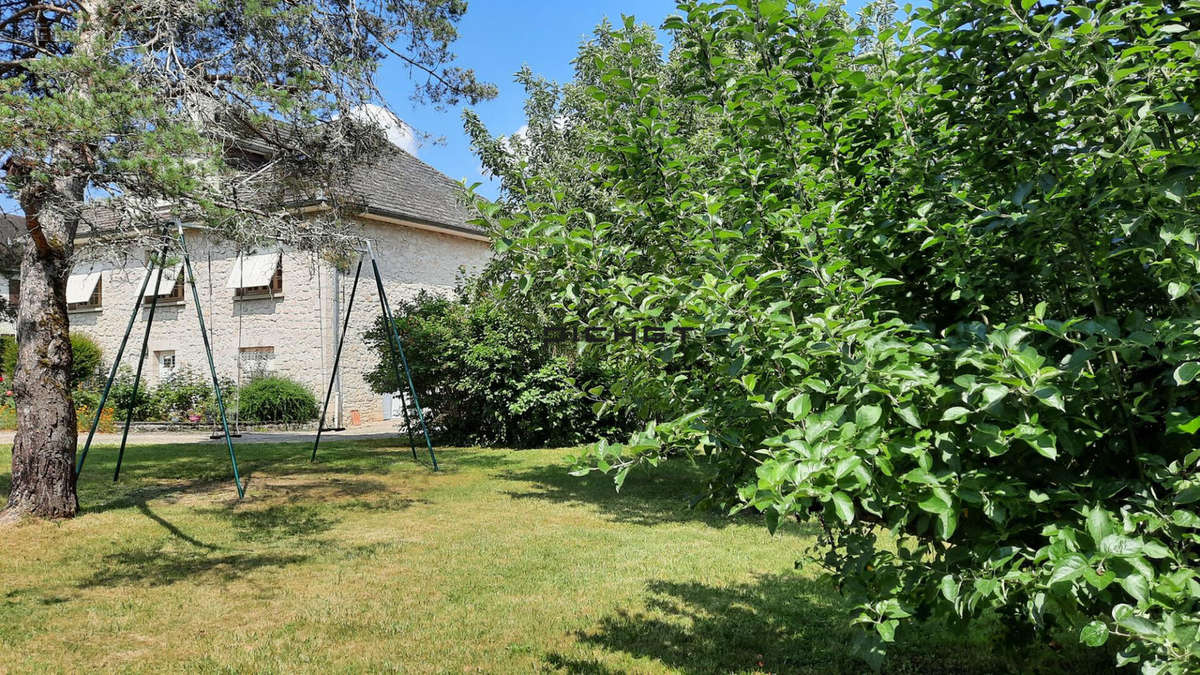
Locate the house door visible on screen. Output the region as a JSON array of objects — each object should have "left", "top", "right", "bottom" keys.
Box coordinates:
[{"left": 382, "top": 392, "right": 405, "bottom": 420}]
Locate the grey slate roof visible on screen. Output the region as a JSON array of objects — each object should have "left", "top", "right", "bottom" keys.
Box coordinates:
[
  {"left": 72, "top": 145, "right": 485, "bottom": 237},
  {"left": 341, "top": 145, "right": 483, "bottom": 234}
]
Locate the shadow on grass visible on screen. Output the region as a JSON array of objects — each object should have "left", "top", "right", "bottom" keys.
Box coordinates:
[
  {"left": 136, "top": 502, "right": 219, "bottom": 550},
  {"left": 68, "top": 439, "right": 436, "bottom": 514},
  {"left": 76, "top": 546, "right": 310, "bottom": 588},
  {"left": 499, "top": 459, "right": 816, "bottom": 534},
  {"left": 547, "top": 574, "right": 1120, "bottom": 675}
]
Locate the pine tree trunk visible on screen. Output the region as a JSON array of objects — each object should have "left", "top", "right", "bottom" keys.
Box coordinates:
[{"left": 3, "top": 194, "right": 80, "bottom": 520}]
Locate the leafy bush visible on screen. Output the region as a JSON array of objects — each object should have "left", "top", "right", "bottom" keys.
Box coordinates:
[
  {"left": 238, "top": 375, "right": 318, "bottom": 423},
  {"left": 153, "top": 367, "right": 215, "bottom": 422},
  {"left": 2, "top": 332, "right": 104, "bottom": 388},
  {"left": 473, "top": 2, "right": 1200, "bottom": 672},
  {"left": 69, "top": 333, "right": 104, "bottom": 388},
  {"left": 109, "top": 367, "right": 157, "bottom": 422},
  {"left": 364, "top": 288, "right": 633, "bottom": 448},
  {"left": 0, "top": 334, "right": 13, "bottom": 380}
]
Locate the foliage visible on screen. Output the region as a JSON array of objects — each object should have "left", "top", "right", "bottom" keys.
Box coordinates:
[
  {"left": 153, "top": 367, "right": 220, "bottom": 423},
  {"left": 238, "top": 375, "right": 318, "bottom": 423},
  {"left": 0, "top": 335, "right": 13, "bottom": 379},
  {"left": 470, "top": 1, "right": 1200, "bottom": 672},
  {"left": 364, "top": 288, "right": 634, "bottom": 447},
  {"left": 109, "top": 368, "right": 158, "bottom": 423},
  {"left": 3, "top": 333, "right": 104, "bottom": 388},
  {"left": 69, "top": 334, "right": 104, "bottom": 389}
]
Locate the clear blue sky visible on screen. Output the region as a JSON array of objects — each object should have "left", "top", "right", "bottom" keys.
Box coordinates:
[
  {"left": 384, "top": 0, "right": 679, "bottom": 199},
  {"left": 3, "top": 1, "right": 884, "bottom": 212}
]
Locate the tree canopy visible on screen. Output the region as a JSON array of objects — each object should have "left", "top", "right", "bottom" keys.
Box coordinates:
[
  {"left": 0, "top": 0, "right": 494, "bottom": 519},
  {"left": 468, "top": 0, "right": 1200, "bottom": 670}
]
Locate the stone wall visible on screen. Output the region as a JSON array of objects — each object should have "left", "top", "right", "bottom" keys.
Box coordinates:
[{"left": 69, "top": 217, "right": 491, "bottom": 425}]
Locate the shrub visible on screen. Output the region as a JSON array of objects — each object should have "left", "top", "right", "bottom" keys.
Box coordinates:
[
  {"left": 109, "top": 367, "right": 157, "bottom": 421},
  {"left": 364, "top": 288, "right": 633, "bottom": 448},
  {"left": 2, "top": 332, "right": 104, "bottom": 388},
  {"left": 238, "top": 375, "right": 318, "bottom": 423},
  {"left": 477, "top": 2, "right": 1200, "bottom": 672},
  {"left": 69, "top": 333, "right": 104, "bottom": 388},
  {"left": 153, "top": 367, "right": 214, "bottom": 422},
  {"left": 0, "top": 334, "right": 13, "bottom": 380}
]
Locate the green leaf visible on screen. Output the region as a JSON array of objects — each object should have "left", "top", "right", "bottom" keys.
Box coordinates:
[
  {"left": 832, "top": 491, "right": 855, "bottom": 525},
  {"left": 1011, "top": 347, "right": 1045, "bottom": 377},
  {"left": 1032, "top": 386, "right": 1065, "bottom": 411},
  {"left": 937, "top": 508, "right": 958, "bottom": 539},
  {"left": 1049, "top": 554, "right": 1088, "bottom": 585},
  {"left": 1118, "top": 573, "right": 1149, "bottom": 604},
  {"left": 764, "top": 506, "right": 780, "bottom": 535},
  {"left": 896, "top": 405, "right": 922, "bottom": 428},
  {"left": 1168, "top": 281, "right": 1191, "bottom": 300},
  {"left": 1099, "top": 534, "right": 1142, "bottom": 557},
  {"left": 1174, "top": 362, "right": 1200, "bottom": 385},
  {"left": 786, "top": 393, "right": 812, "bottom": 418},
  {"left": 876, "top": 618, "right": 898, "bottom": 643},
  {"left": 856, "top": 405, "right": 882, "bottom": 428},
  {"left": 918, "top": 488, "right": 953, "bottom": 515},
  {"left": 939, "top": 574, "right": 958, "bottom": 603},
  {"left": 941, "top": 406, "right": 970, "bottom": 422},
  {"left": 1080, "top": 620, "right": 1109, "bottom": 647}
]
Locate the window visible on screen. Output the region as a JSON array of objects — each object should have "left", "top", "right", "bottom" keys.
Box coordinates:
[
  {"left": 67, "top": 277, "right": 102, "bottom": 311},
  {"left": 156, "top": 350, "right": 176, "bottom": 380},
  {"left": 235, "top": 259, "right": 283, "bottom": 298},
  {"left": 144, "top": 272, "right": 185, "bottom": 305},
  {"left": 66, "top": 269, "right": 102, "bottom": 311},
  {"left": 228, "top": 253, "right": 283, "bottom": 299},
  {"left": 239, "top": 346, "right": 275, "bottom": 380}
]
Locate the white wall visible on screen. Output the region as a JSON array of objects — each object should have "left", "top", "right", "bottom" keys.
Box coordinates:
[{"left": 68, "top": 218, "right": 491, "bottom": 425}]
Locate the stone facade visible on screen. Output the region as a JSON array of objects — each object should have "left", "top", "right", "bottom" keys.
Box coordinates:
[{"left": 69, "top": 216, "right": 491, "bottom": 425}]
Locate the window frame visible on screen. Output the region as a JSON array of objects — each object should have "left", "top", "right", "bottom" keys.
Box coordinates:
[
  {"left": 67, "top": 277, "right": 103, "bottom": 312},
  {"left": 233, "top": 257, "right": 283, "bottom": 299}
]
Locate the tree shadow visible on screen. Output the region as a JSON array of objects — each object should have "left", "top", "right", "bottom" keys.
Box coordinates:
[
  {"left": 499, "top": 459, "right": 816, "bottom": 533},
  {"left": 76, "top": 546, "right": 310, "bottom": 589},
  {"left": 225, "top": 504, "right": 338, "bottom": 542},
  {"left": 136, "top": 502, "right": 219, "bottom": 550},
  {"left": 546, "top": 574, "right": 1120, "bottom": 675}
]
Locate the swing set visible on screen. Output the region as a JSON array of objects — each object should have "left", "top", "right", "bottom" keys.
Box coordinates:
[{"left": 74, "top": 223, "right": 438, "bottom": 499}]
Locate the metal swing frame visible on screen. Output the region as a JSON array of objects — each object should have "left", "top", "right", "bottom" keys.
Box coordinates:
[
  {"left": 311, "top": 242, "right": 438, "bottom": 471},
  {"left": 76, "top": 223, "right": 244, "bottom": 498},
  {"left": 75, "top": 227, "right": 439, "bottom": 502}
]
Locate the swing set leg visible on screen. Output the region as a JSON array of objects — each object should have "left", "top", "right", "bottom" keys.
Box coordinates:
[
  {"left": 370, "top": 255, "right": 438, "bottom": 471},
  {"left": 112, "top": 248, "right": 169, "bottom": 483},
  {"left": 180, "top": 228, "right": 244, "bottom": 499},
  {"left": 76, "top": 245, "right": 159, "bottom": 481},
  {"left": 313, "top": 258, "right": 362, "bottom": 462}
]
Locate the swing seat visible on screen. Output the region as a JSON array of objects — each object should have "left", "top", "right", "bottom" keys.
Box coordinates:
[
  {"left": 210, "top": 432, "right": 243, "bottom": 439},
  {"left": 320, "top": 426, "right": 346, "bottom": 432}
]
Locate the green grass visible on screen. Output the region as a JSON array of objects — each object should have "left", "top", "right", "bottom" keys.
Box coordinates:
[{"left": 0, "top": 440, "right": 1115, "bottom": 673}]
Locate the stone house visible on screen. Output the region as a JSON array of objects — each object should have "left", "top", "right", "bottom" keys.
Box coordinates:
[{"left": 9, "top": 146, "right": 491, "bottom": 426}]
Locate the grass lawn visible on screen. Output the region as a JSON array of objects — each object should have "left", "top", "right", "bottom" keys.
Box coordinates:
[{"left": 0, "top": 439, "right": 1116, "bottom": 673}]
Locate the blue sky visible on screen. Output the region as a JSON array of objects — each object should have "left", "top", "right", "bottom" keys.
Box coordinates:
[
  {"left": 0, "top": 2, "right": 678, "bottom": 214},
  {"left": 3, "top": 1, "right": 889, "bottom": 212},
  {"left": 382, "top": 0, "right": 679, "bottom": 199}
]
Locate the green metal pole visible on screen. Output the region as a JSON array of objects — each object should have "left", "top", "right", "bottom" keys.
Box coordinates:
[
  {"left": 76, "top": 253, "right": 158, "bottom": 479},
  {"left": 113, "top": 247, "right": 168, "bottom": 482},
  {"left": 312, "top": 257, "right": 362, "bottom": 462},
  {"left": 369, "top": 253, "right": 438, "bottom": 471},
  {"left": 178, "top": 227, "right": 244, "bottom": 499},
  {"left": 368, "top": 256, "right": 417, "bottom": 459}
]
